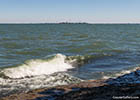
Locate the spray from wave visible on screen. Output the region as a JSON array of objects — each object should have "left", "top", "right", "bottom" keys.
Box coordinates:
[{"left": 0, "top": 54, "right": 72, "bottom": 78}]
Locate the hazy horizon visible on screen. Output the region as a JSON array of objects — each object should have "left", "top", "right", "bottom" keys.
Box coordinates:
[
  {"left": 0, "top": 0, "right": 140, "bottom": 23},
  {"left": 0, "top": 22, "right": 140, "bottom": 24}
]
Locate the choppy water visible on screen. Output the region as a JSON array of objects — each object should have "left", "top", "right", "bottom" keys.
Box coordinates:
[{"left": 0, "top": 23, "right": 140, "bottom": 96}]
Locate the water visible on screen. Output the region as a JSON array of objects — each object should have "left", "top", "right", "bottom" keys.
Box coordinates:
[{"left": 0, "top": 23, "right": 140, "bottom": 96}]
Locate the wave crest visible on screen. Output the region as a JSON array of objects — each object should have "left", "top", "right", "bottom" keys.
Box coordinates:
[
  {"left": 1, "top": 54, "right": 74, "bottom": 78},
  {"left": 0, "top": 53, "right": 112, "bottom": 79}
]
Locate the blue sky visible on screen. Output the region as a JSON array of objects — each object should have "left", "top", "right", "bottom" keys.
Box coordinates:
[{"left": 0, "top": 0, "right": 140, "bottom": 23}]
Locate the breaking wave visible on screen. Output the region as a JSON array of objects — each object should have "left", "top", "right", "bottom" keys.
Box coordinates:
[
  {"left": 0, "top": 54, "right": 72, "bottom": 78},
  {"left": 0, "top": 53, "right": 87, "bottom": 97},
  {"left": 102, "top": 66, "right": 140, "bottom": 79},
  {"left": 0, "top": 53, "right": 97, "bottom": 79}
]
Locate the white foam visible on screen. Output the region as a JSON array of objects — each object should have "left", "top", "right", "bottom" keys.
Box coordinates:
[
  {"left": 0, "top": 73, "right": 82, "bottom": 97},
  {"left": 1, "top": 54, "right": 74, "bottom": 78},
  {"left": 102, "top": 66, "right": 140, "bottom": 79},
  {"left": 107, "top": 68, "right": 140, "bottom": 85}
]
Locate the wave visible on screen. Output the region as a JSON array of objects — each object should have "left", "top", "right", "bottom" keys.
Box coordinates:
[
  {"left": 0, "top": 53, "right": 99, "bottom": 79},
  {"left": 102, "top": 65, "right": 140, "bottom": 79},
  {"left": 0, "top": 52, "right": 119, "bottom": 79},
  {"left": 0, "top": 54, "right": 72, "bottom": 78},
  {"left": 104, "top": 66, "right": 140, "bottom": 85}
]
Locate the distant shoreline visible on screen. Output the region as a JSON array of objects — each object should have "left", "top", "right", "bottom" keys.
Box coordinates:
[{"left": 0, "top": 22, "right": 140, "bottom": 24}]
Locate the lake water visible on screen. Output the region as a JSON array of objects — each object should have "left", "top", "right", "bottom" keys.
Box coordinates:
[{"left": 0, "top": 23, "right": 140, "bottom": 96}]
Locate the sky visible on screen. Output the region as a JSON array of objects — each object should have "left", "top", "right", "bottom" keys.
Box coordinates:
[{"left": 0, "top": 0, "right": 140, "bottom": 23}]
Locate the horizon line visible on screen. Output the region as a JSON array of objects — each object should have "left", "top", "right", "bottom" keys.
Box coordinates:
[{"left": 0, "top": 22, "right": 140, "bottom": 24}]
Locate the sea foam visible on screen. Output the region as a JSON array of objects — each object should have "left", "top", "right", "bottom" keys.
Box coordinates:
[
  {"left": 102, "top": 66, "right": 140, "bottom": 79},
  {"left": 0, "top": 73, "right": 82, "bottom": 97}
]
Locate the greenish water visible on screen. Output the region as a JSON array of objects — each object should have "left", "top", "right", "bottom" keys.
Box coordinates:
[{"left": 0, "top": 23, "right": 140, "bottom": 79}]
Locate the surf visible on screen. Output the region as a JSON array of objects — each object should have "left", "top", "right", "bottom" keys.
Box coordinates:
[
  {"left": 0, "top": 53, "right": 115, "bottom": 79},
  {"left": 0, "top": 54, "right": 74, "bottom": 78}
]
